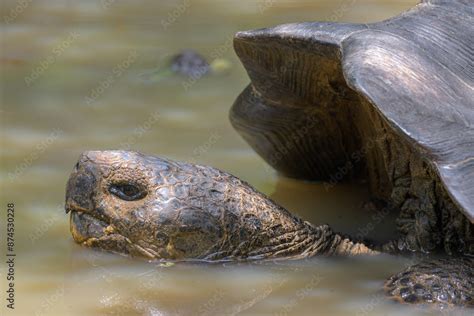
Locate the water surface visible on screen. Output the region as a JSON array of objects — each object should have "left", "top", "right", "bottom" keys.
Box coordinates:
[{"left": 3, "top": 1, "right": 467, "bottom": 315}]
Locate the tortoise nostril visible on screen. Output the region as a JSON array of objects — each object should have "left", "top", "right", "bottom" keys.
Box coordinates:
[{"left": 65, "top": 165, "right": 97, "bottom": 213}]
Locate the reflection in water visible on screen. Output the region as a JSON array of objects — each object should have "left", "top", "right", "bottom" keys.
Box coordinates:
[
  {"left": 270, "top": 177, "right": 399, "bottom": 244},
  {"left": 4, "top": 0, "right": 469, "bottom": 315}
]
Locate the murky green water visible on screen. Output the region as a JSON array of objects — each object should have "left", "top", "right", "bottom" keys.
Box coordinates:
[{"left": 2, "top": 0, "right": 469, "bottom": 315}]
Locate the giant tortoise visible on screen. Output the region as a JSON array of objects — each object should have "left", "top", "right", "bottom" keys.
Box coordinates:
[{"left": 65, "top": 0, "right": 473, "bottom": 308}]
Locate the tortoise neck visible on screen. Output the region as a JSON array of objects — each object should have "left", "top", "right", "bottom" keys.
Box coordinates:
[
  {"left": 240, "top": 223, "right": 377, "bottom": 260},
  {"left": 305, "top": 224, "right": 378, "bottom": 257},
  {"left": 285, "top": 224, "right": 377, "bottom": 258}
]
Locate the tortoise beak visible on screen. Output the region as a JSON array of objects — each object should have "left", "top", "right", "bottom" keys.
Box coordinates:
[
  {"left": 65, "top": 155, "right": 110, "bottom": 243},
  {"left": 69, "top": 211, "right": 109, "bottom": 243},
  {"left": 65, "top": 154, "right": 98, "bottom": 214}
]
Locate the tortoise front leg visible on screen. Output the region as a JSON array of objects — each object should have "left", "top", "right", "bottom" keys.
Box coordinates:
[{"left": 384, "top": 257, "right": 473, "bottom": 307}]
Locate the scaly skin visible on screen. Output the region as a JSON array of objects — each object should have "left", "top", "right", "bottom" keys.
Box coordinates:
[
  {"left": 65, "top": 150, "right": 374, "bottom": 261},
  {"left": 65, "top": 150, "right": 473, "bottom": 307},
  {"left": 385, "top": 258, "right": 473, "bottom": 307}
]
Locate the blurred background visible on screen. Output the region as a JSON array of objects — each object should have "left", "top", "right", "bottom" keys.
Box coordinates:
[{"left": 3, "top": 1, "right": 457, "bottom": 316}]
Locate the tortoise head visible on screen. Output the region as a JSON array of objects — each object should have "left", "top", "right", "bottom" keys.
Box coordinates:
[{"left": 65, "top": 150, "right": 227, "bottom": 260}]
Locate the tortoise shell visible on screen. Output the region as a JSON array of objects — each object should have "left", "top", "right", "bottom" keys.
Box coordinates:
[{"left": 230, "top": 0, "right": 473, "bottom": 222}]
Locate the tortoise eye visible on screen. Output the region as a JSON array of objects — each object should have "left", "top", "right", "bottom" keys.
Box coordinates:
[{"left": 109, "top": 183, "right": 147, "bottom": 201}]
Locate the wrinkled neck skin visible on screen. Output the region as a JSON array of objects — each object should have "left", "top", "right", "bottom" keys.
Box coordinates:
[
  {"left": 177, "top": 162, "right": 376, "bottom": 261},
  {"left": 212, "top": 222, "right": 377, "bottom": 262},
  {"left": 195, "top": 184, "right": 376, "bottom": 262}
]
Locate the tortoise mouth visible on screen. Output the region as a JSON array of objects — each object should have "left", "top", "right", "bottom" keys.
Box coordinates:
[
  {"left": 69, "top": 211, "right": 111, "bottom": 243},
  {"left": 68, "top": 211, "right": 159, "bottom": 259}
]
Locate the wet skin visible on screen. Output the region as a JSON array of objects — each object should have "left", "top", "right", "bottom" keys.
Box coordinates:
[{"left": 65, "top": 150, "right": 473, "bottom": 307}]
